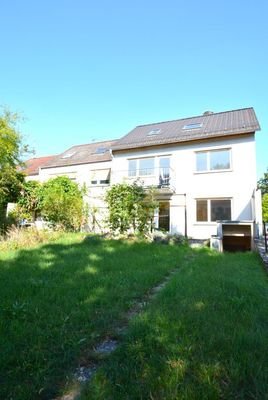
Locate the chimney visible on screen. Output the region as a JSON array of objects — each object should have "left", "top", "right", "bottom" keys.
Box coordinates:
[{"left": 203, "top": 111, "right": 214, "bottom": 115}]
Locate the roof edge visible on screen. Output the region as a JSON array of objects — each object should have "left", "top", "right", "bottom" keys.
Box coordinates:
[
  {"left": 112, "top": 131, "right": 256, "bottom": 152},
  {"left": 136, "top": 107, "right": 256, "bottom": 128}
]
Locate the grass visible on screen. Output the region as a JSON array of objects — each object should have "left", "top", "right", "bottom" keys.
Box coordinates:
[
  {"left": 83, "top": 249, "right": 268, "bottom": 400},
  {"left": 0, "top": 233, "right": 188, "bottom": 400}
]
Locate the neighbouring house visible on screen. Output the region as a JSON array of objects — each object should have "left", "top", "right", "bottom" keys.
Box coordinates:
[
  {"left": 23, "top": 155, "right": 57, "bottom": 181},
  {"left": 24, "top": 107, "right": 263, "bottom": 246},
  {"left": 37, "top": 140, "right": 117, "bottom": 231}
]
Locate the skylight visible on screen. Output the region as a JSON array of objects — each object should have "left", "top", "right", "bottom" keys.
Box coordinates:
[
  {"left": 95, "top": 147, "right": 108, "bottom": 154},
  {"left": 147, "top": 129, "right": 161, "bottom": 136},
  {"left": 61, "top": 151, "right": 76, "bottom": 159},
  {"left": 182, "top": 123, "right": 203, "bottom": 130}
]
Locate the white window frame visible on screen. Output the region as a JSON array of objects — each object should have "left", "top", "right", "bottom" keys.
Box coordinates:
[
  {"left": 128, "top": 157, "right": 155, "bottom": 177},
  {"left": 90, "top": 169, "right": 111, "bottom": 186},
  {"left": 196, "top": 198, "right": 232, "bottom": 223},
  {"left": 127, "top": 155, "right": 171, "bottom": 179},
  {"left": 195, "top": 148, "right": 232, "bottom": 173}
]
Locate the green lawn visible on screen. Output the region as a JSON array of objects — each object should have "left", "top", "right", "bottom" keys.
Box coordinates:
[
  {"left": 0, "top": 233, "right": 187, "bottom": 400},
  {"left": 1, "top": 235, "right": 268, "bottom": 400},
  {"left": 83, "top": 249, "right": 268, "bottom": 400}
]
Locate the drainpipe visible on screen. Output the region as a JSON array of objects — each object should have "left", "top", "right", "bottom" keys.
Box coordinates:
[
  {"left": 184, "top": 193, "right": 187, "bottom": 238},
  {"left": 177, "top": 193, "right": 188, "bottom": 238}
]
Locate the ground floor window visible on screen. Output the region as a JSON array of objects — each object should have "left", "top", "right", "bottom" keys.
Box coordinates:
[
  {"left": 158, "top": 201, "right": 170, "bottom": 231},
  {"left": 196, "top": 198, "right": 231, "bottom": 222}
]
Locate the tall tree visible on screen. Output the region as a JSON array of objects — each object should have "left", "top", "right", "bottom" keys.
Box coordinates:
[
  {"left": 0, "top": 108, "right": 29, "bottom": 228},
  {"left": 262, "top": 194, "right": 268, "bottom": 222}
]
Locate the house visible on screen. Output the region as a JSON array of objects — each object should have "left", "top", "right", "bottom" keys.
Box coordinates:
[
  {"left": 25, "top": 107, "right": 262, "bottom": 242},
  {"left": 38, "top": 139, "right": 117, "bottom": 231},
  {"left": 23, "top": 155, "right": 57, "bottom": 181},
  {"left": 111, "top": 107, "right": 262, "bottom": 241}
]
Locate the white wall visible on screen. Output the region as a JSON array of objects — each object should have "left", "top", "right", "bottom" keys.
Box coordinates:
[{"left": 112, "top": 134, "right": 260, "bottom": 238}]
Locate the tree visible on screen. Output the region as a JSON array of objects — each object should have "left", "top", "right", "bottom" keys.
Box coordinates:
[
  {"left": 257, "top": 168, "right": 268, "bottom": 223},
  {"left": 40, "top": 176, "right": 85, "bottom": 230},
  {"left": 14, "top": 180, "right": 43, "bottom": 221},
  {"left": 257, "top": 168, "right": 268, "bottom": 195},
  {"left": 262, "top": 194, "right": 268, "bottom": 222},
  {"left": 0, "top": 109, "right": 29, "bottom": 229},
  {"left": 105, "top": 183, "right": 157, "bottom": 234}
]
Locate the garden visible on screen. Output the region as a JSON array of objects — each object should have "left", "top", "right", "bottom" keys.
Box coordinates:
[{"left": 0, "top": 232, "right": 268, "bottom": 399}]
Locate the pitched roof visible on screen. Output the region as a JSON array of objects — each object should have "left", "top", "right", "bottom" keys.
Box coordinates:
[
  {"left": 23, "top": 155, "right": 57, "bottom": 176},
  {"left": 41, "top": 139, "right": 117, "bottom": 169},
  {"left": 112, "top": 107, "right": 260, "bottom": 151}
]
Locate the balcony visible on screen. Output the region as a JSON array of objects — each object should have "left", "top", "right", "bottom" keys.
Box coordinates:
[{"left": 111, "top": 167, "right": 176, "bottom": 194}]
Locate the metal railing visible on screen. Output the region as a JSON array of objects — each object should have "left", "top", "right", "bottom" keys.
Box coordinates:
[{"left": 112, "top": 167, "right": 174, "bottom": 188}]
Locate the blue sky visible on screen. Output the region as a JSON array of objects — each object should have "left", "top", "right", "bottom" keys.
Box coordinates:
[{"left": 1, "top": 0, "right": 267, "bottom": 178}]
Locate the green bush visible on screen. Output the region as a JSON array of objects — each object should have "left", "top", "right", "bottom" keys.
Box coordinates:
[
  {"left": 262, "top": 193, "right": 268, "bottom": 222},
  {"left": 40, "top": 176, "right": 86, "bottom": 231},
  {"left": 105, "top": 183, "right": 157, "bottom": 235}
]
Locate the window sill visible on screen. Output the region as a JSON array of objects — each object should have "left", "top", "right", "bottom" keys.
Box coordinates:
[
  {"left": 194, "top": 222, "right": 217, "bottom": 226},
  {"left": 194, "top": 169, "right": 232, "bottom": 175},
  {"left": 89, "top": 184, "right": 110, "bottom": 187}
]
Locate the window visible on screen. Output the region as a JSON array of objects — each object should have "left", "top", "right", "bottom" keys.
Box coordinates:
[
  {"left": 128, "top": 158, "right": 154, "bottom": 177},
  {"left": 90, "top": 169, "right": 111, "bottom": 185},
  {"left": 128, "top": 160, "right": 137, "bottom": 177},
  {"left": 61, "top": 151, "right": 76, "bottom": 159},
  {"left": 196, "top": 149, "right": 231, "bottom": 172},
  {"left": 95, "top": 147, "right": 108, "bottom": 154},
  {"left": 183, "top": 122, "right": 203, "bottom": 130},
  {"left": 196, "top": 200, "right": 208, "bottom": 221},
  {"left": 211, "top": 200, "right": 231, "bottom": 221},
  {"left": 159, "top": 157, "right": 170, "bottom": 186},
  {"left": 139, "top": 158, "right": 154, "bottom": 175},
  {"left": 147, "top": 129, "right": 161, "bottom": 136},
  {"left": 196, "top": 199, "right": 231, "bottom": 222}
]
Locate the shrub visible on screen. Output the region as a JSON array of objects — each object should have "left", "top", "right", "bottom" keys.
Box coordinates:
[
  {"left": 152, "top": 231, "right": 188, "bottom": 245},
  {"left": 105, "top": 183, "right": 157, "bottom": 235},
  {"left": 40, "top": 176, "right": 86, "bottom": 231}
]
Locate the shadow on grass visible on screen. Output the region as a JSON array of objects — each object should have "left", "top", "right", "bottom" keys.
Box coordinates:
[{"left": 0, "top": 235, "right": 187, "bottom": 400}]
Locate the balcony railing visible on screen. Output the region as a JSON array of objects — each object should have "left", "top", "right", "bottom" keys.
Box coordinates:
[{"left": 111, "top": 167, "right": 175, "bottom": 190}]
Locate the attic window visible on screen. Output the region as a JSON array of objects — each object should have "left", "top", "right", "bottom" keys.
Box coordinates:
[
  {"left": 147, "top": 129, "right": 161, "bottom": 136},
  {"left": 95, "top": 147, "right": 108, "bottom": 154},
  {"left": 61, "top": 151, "right": 76, "bottom": 159},
  {"left": 182, "top": 123, "right": 203, "bottom": 130}
]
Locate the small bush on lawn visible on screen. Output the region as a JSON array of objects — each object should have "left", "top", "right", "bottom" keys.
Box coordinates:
[{"left": 152, "top": 231, "right": 188, "bottom": 245}]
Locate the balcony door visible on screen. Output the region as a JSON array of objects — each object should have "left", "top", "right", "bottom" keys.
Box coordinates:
[{"left": 159, "top": 157, "right": 170, "bottom": 186}]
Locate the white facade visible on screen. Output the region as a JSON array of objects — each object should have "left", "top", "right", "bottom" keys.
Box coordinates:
[
  {"left": 27, "top": 115, "right": 261, "bottom": 239},
  {"left": 112, "top": 134, "right": 261, "bottom": 239}
]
